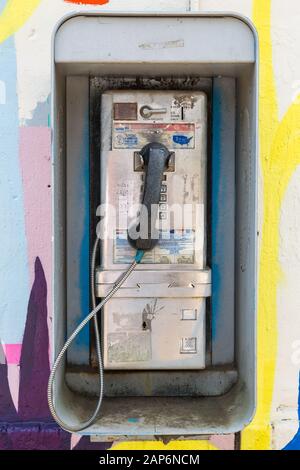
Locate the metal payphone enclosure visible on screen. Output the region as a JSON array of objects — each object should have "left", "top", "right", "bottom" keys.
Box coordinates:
[
  {"left": 53, "top": 13, "right": 258, "bottom": 436},
  {"left": 96, "top": 90, "right": 211, "bottom": 370}
]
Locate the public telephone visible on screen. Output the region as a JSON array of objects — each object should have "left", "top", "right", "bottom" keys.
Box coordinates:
[
  {"left": 48, "top": 89, "right": 211, "bottom": 431},
  {"left": 49, "top": 12, "right": 258, "bottom": 436},
  {"left": 96, "top": 90, "right": 210, "bottom": 370}
]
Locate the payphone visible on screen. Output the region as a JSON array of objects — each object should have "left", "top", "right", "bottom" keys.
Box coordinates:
[
  {"left": 97, "top": 90, "right": 210, "bottom": 370},
  {"left": 48, "top": 89, "right": 211, "bottom": 431},
  {"left": 51, "top": 11, "right": 258, "bottom": 437}
]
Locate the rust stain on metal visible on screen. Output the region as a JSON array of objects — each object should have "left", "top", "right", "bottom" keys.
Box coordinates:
[{"left": 114, "top": 102, "right": 137, "bottom": 120}]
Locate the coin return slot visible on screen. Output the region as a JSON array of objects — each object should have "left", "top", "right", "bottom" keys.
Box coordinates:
[{"left": 182, "top": 309, "right": 197, "bottom": 320}]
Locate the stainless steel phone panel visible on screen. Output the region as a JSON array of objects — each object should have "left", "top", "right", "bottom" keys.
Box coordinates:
[
  {"left": 98, "top": 90, "right": 210, "bottom": 370},
  {"left": 103, "top": 298, "right": 206, "bottom": 370}
]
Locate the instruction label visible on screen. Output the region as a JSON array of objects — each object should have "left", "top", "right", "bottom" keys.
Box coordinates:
[
  {"left": 113, "top": 122, "right": 195, "bottom": 149},
  {"left": 108, "top": 331, "right": 151, "bottom": 363},
  {"left": 114, "top": 229, "right": 195, "bottom": 264}
]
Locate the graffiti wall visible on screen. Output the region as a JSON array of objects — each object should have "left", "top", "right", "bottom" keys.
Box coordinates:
[{"left": 0, "top": 0, "right": 300, "bottom": 450}]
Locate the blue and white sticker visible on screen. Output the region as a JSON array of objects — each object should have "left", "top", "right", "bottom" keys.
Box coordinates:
[{"left": 172, "top": 135, "right": 193, "bottom": 146}]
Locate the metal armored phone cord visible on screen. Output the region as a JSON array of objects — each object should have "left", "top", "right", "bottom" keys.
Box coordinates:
[{"left": 47, "top": 238, "right": 144, "bottom": 432}]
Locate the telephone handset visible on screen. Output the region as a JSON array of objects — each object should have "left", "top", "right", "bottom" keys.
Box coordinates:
[{"left": 128, "top": 142, "right": 171, "bottom": 251}]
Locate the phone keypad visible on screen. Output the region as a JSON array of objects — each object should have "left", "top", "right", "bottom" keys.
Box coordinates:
[{"left": 159, "top": 184, "right": 168, "bottom": 219}]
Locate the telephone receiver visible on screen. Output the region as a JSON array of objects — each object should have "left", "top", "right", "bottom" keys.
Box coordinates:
[{"left": 128, "top": 142, "right": 171, "bottom": 251}]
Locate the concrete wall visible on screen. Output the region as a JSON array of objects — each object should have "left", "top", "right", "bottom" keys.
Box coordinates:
[{"left": 0, "top": 0, "right": 299, "bottom": 450}]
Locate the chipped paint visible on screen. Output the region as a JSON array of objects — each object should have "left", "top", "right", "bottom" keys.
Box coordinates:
[{"left": 139, "top": 39, "right": 184, "bottom": 50}]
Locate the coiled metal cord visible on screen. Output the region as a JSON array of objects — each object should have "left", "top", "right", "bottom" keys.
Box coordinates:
[{"left": 47, "top": 238, "right": 143, "bottom": 432}]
